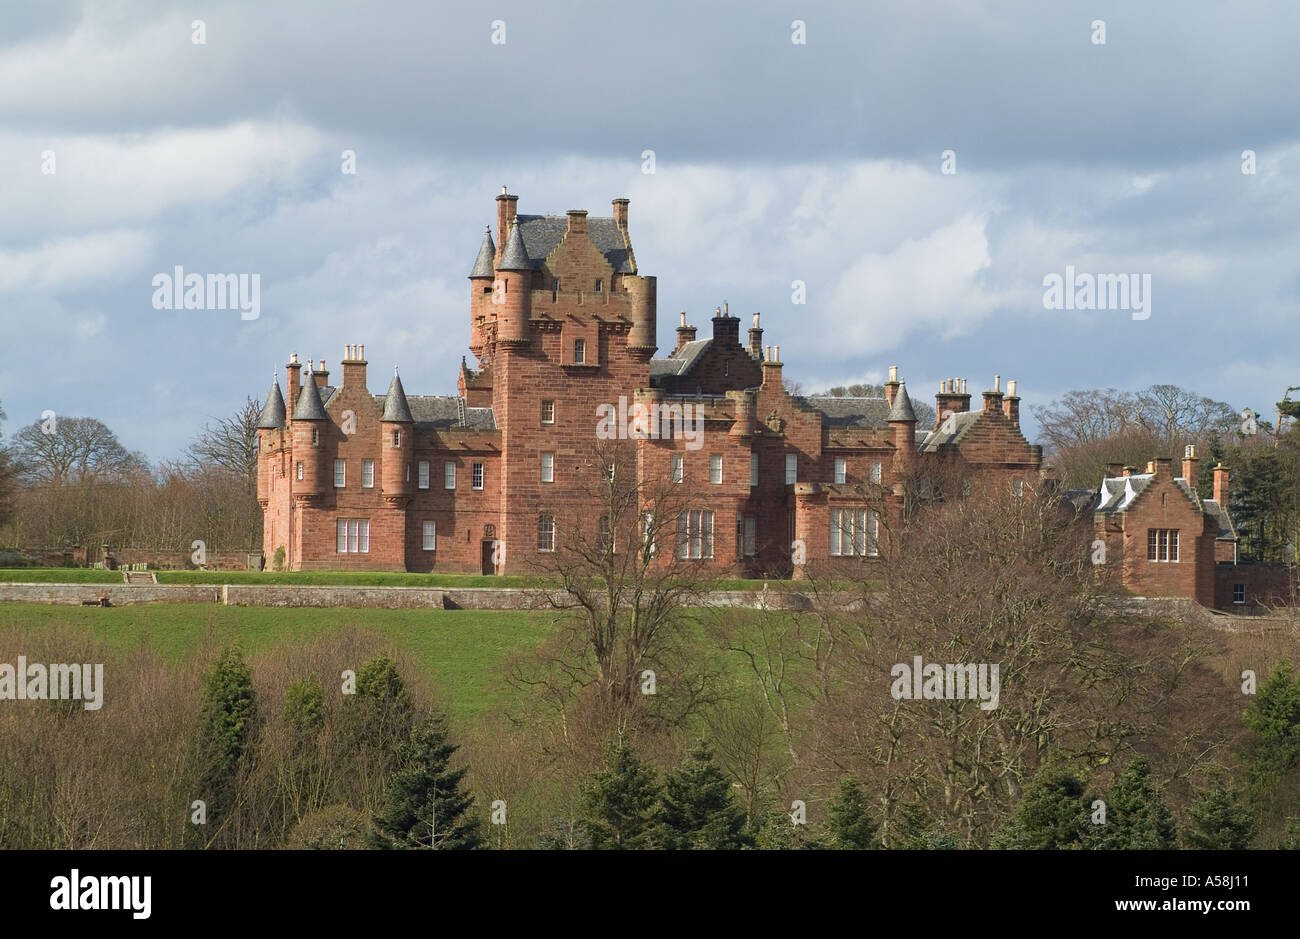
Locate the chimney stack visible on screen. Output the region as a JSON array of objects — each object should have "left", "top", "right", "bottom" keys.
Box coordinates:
[
  {"left": 935, "top": 377, "right": 972, "bottom": 428},
  {"left": 982, "top": 375, "right": 1004, "bottom": 414},
  {"left": 712, "top": 307, "right": 740, "bottom": 347},
  {"left": 1105, "top": 462, "right": 1123, "bottom": 478},
  {"left": 286, "top": 352, "right": 302, "bottom": 411},
  {"left": 676, "top": 312, "right": 696, "bottom": 353},
  {"left": 495, "top": 187, "right": 519, "bottom": 264},
  {"left": 1182, "top": 444, "right": 1198, "bottom": 486},
  {"left": 342, "top": 343, "right": 367, "bottom": 388},
  {"left": 1213, "top": 463, "right": 1230, "bottom": 506},
  {"left": 884, "top": 365, "right": 901, "bottom": 407},
  {"left": 748, "top": 312, "right": 764, "bottom": 357},
  {"left": 762, "top": 346, "right": 783, "bottom": 386},
  {"left": 314, "top": 360, "right": 329, "bottom": 388},
  {"left": 611, "top": 197, "right": 629, "bottom": 231},
  {"left": 566, "top": 209, "right": 588, "bottom": 235},
  {"left": 1003, "top": 378, "right": 1020, "bottom": 423}
]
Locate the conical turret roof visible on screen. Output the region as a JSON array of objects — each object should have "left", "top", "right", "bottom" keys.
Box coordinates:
[
  {"left": 469, "top": 227, "right": 495, "bottom": 278},
  {"left": 292, "top": 373, "right": 328, "bottom": 421},
  {"left": 256, "top": 379, "right": 286, "bottom": 428},
  {"left": 888, "top": 382, "right": 918, "bottom": 423},
  {"left": 497, "top": 219, "right": 531, "bottom": 271},
  {"left": 381, "top": 370, "right": 414, "bottom": 423}
]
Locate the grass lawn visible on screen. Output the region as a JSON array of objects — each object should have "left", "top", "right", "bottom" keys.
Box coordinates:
[{"left": 0, "top": 602, "right": 558, "bottom": 720}]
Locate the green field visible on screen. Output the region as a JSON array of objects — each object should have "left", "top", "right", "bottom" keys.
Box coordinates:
[{"left": 0, "top": 602, "right": 558, "bottom": 719}]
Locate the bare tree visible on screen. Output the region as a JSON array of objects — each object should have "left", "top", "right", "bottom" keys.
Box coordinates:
[
  {"left": 188, "top": 397, "right": 261, "bottom": 488},
  {"left": 9, "top": 416, "right": 147, "bottom": 485}
]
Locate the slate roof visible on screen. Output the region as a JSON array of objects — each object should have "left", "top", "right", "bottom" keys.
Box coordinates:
[
  {"left": 920, "top": 409, "right": 982, "bottom": 451},
  {"left": 649, "top": 339, "right": 713, "bottom": 381},
  {"left": 381, "top": 372, "right": 414, "bottom": 423},
  {"left": 508, "top": 214, "right": 635, "bottom": 274},
  {"left": 256, "top": 381, "right": 286, "bottom": 429},
  {"left": 1203, "top": 498, "right": 1238, "bottom": 541},
  {"left": 469, "top": 228, "right": 495, "bottom": 278},
  {"left": 1091, "top": 473, "right": 1238, "bottom": 541},
  {"left": 887, "top": 384, "right": 918, "bottom": 423},
  {"left": 396, "top": 396, "right": 496, "bottom": 431},
  {"left": 292, "top": 377, "right": 328, "bottom": 421},
  {"left": 799, "top": 395, "right": 891, "bottom": 429},
  {"left": 497, "top": 220, "right": 531, "bottom": 271}
]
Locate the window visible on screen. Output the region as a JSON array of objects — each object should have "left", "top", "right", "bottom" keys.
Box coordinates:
[
  {"left": 541, "top": 452, "right": 554, "bottom": 483},
  {"left": 677, "top": 510, "right": 714, "bottom": 560},
  {"left": 336, "top": 519, "right": 370, "bottom": 554},
  {"left": 573, "top": 339, "right": 586, "bottom": 364},
  {"left": 392, "top": 429, "right": 401, "bottom": 447},
  {"left": 870, "top": 460, "right": 882, "bottom": 484},
  {"left": 597, "top": 515, "right": 614, "bottom": 556},
  {"left": 296, "top": 461, "right": 303, "bottom": 481},
  {"left": 743, "top": 516, "right": 757, "bottom": 557},
  {"left": 406, "top": 463, "right": 411, "bottom": 482},
  {"left": 418, "top": 461, "right": 430, "bottom": 490},
  {"left": 1013, "top": 478, "right": 1025, "bottom": 497},
  {"left": 541, "top": 400, "right": 555, "bottom": 424},
  {"left": 750, "top": 453, "right": 759, "bottom": 487},
  {"left": 595, "top": 278, "right": 602, "bottom": 292},
  {"left": 830, "top": 508, "right": 878, "bottom": 557},
  {"left": 472, "top": 462, "right": 484, "bottom": 490},
  {"left": 1147, "top": 529, "right": 1180, "bottom": 562},
  {"left": 422, "top": 521, "right": 437, "bottom": 551},
  {"left": 834, "top": 458, "right": 847, "bottom": 485},
  {"left": 1233, "top": 583, "right": 1245, "bottom": 604},
  {"left": 312, "top": 428, "right": 319, "bottom": 446},
  {"left": 333, "top": 460, "right": 346, "bottom": 488},
  {"left": 710, "top": 454, "right": 722, "bottom": 485},
  {"left": 362, "top": 459, "right": 374, "bottom": 489},
  {"left": 537, "top": 514, "right": 556, "bottom": 552},
  {"left": 671, "top": 453, "right": 683, "bottom": 483},
  {"left": 444, "top": 462, "right": 456, "bottom": 490},
  {"left": 785, "top": 453, "right": 797, "bottom": 485}
]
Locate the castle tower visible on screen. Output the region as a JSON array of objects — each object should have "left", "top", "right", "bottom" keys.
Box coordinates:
[
  {"left": 468, "top": 226, "right": 495, "bottom": 361},
  {"left": 290, "top": 375, "right": 329, "bottom": 502},
  {"left": 495, "top": 219, "right": 532, "bottom": 347},
  {"left": 255, "top": 378, "right": 286, "bottom": 505},
  {"left": 380, "top": 369, "right": 414, "bottom": 506}
]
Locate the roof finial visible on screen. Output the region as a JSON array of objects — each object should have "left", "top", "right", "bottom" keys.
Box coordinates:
[{"left": 394, "top": 364, "right": 399, "bottom": 375}]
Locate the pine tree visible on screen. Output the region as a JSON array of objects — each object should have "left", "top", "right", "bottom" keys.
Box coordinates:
[
  {"left": 580, "top": 739, "right": 662, "bottom": 849},
  {"left": 825, "top": 776, "right": 879, "bottom": 849},
  {"left": 752, "top": 809, "right": 824, "bottom": 850},
  {"left": 1184, "top": 782, "right": 1256, "bottom": 849},
  {"left": 370, "top": 714, "right": 482, "bottom": 849},
  {"left": 992, "top": 763, "right": 1091, "bottom": 849},
  {"left": 1092, "top": 757, "right": 1176, "bottom": 849},
  {"left": 890, "top": 800, "right": 956, "bottom": 849},
  {"left": 1243, "top": 661, "right": 1300, "bottom": 794},
  {"left": 658, "top": 741, "right": 751, "bottom": 849},
  {"left": 194, "top": 645, "right": 258, "bottom": 839}
]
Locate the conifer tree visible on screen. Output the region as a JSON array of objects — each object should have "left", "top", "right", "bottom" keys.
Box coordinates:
[
  {"left": 1092, "top": 757, "right": 1176, "bottom": 849},
  {"left": 580, "top": 738, "right": 662, "bottom": 849},
  {"left": 370, "top": 714, "right": 482, "bottom": 849},
  {"left": 991, "top": 763, "right": 1091, "bottom": 849},
  {"left": 890, "top": 800, "right": 956, "bottom": 849},
  {"left": 1184, "top": 782, "right": 1256, "bottom": 849},
  {"left": 825, "top": 776, "right": 880, "bottom": 849},
  {"left": 658, "top": 741, "right": 751, "bottom": 849},
  {"left": 194, "top": 645, "right": 258, "bottom": 840}
]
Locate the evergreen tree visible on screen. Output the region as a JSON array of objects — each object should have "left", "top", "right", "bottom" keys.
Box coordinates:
[
  {"left": 194, "top": 645, "right": 258, "bottom": 837},
  {"left": 580, "top": 739, "right": 662, "bottom": 849},
  {"left": 658, "top": 741, "right": 751, "bottom": 849},
  {"left": 825, "top": 776, "right": 880, "bottom": 849},
  {"left": 370, "top": 714, "right": 482, "bottom": 849},
  {"left": 1184, "top": 782, "right": 1256, "bottom": 849},
  {"left": 1092, "top": 757, "right": 1176, "bottom": 849},
  {"left": 751, "top": 809, "right": 824, "bottom": 850},
  {"left": 284, "top": 676, "right": 324, "bottom": 740},
  {"left": 890, "top": 800, "right": 956, "bottom": 849},
  {"left": 992, "top": 763, "right": 1091, "bottom": 849},
  {"left": 1243, "top": 661, "right": 1300, "bottom": 794},
  {"left": 536, "top": 817, "right": 594, "bottom": 850}
]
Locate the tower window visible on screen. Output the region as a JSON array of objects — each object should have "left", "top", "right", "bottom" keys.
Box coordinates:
[
  {"left": 595, "top": 279, "right": 602, "bottom": 292},
  {"left": 573, "top": 339, "right": 586, "bottom": 364}
]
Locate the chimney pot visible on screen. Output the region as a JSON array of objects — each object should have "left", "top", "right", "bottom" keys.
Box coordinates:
[
  {"left": 1007, "top": 379, "right": 1017, "bottom": 397},
  {"left": 889, "top": 365, "right": 898, "bottom": 382},
  {"left": 753, "top": 312, "right": 760, "bottom": 328},
  {"left": 680, "top": 311, "right": 687, "bottom": 327},
  {"left": 994, "top": 374, "right": 1001, "bottom": 392}
]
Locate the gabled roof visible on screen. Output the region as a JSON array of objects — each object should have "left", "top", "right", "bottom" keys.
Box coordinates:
[
  {"left": 800, "top": 395, "right": 891, "bottom": 429},
  {"left": 649, "top": 339, "right": 712, "bottom": 381},
  {"left": 256, "top": 380, "right": 286, "bottom": 429},
  {"left": 370, "top": 395, "right": 495, "bottom": 431},
  {"left": 920, "top": 410, "right": 982, "bottom": 451},
  {"left": 469, "top": 227, "right": 495, "bottom": 278},
  {"left": 381, "top": 372, "right": 414, "bottom": 423},
  {"left": 292, "top": 376, "right": 328, "bottom": 421},
  {"left": 509, "top": 214, "right": 634, "bottom": 274}
]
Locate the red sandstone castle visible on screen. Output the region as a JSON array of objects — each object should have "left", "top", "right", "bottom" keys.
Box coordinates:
[{"left": 252, "top": 189, "right": 1249, "bottom": 608}]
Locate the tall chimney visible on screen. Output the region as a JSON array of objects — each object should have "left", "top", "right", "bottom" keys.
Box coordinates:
[
  {"left": 748, "top": 312, "right": 764, "bottom": 357},
  {"left": 612, "top": 197, "right": 629, "bottom": 231},
  {"left": 676, "top": 312, "right": 696, "bottom": 352},
  {"left": 982, "top": 375, "right": 1003, "bottom": 414},
  {"left": 1105, "top": 462, "right": 1123, "bottom": 478},
  {"left": 495, "top": 187, "right": 519, "bottom": 264},
  {"left": 1002, "top": 379, "right": 1020, "bottom": 423},
  {"left": 1213, "top": 463, "right": 1230, "bottom": 506},
  {"left": 286, "top": 352, "right": 302, "bottom": 411},
  {"left": 566, "top": 209, "right": 588, "bottom": 235},
  {"left": 762, "top": 347, "right": 783, "bottom": 387},
  {"left": 884, "top": 365, "right": 900, "bottom": 407},
  {"left": 314, "top": 360, "right": 329, "bottom": 388},
  {"left": 712, "top": 308, "right": 740, "bottom": 347},
  {"left": 342, "top": 343, "right": 367, "bottom": 388},
  {"left": 1181, "top": 444, "right": 1198, "bottom": 486}
]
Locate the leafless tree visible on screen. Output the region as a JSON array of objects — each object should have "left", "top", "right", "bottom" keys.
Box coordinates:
[
  {"left": 188, "top": 397, "right": 261, "bottom": 489},
  {"left": 9, "top": 416, "right": 148, "bottom": 485}
]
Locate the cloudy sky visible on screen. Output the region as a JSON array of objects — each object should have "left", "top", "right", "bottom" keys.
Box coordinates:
[{"left": 1, "top": 0, "right": 1296, "bottom": 460}]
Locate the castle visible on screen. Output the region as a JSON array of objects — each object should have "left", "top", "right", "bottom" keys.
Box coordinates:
[{"left": 253, "top": 189, "right": 1071, "bottom": 582}]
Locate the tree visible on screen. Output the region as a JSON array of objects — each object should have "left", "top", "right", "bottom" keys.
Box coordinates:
[
  {"left": 1184, "top": 781, "right": 1256, "bottom": 849},
  {"left": 825, "top": 776, "right": 879, "bottom": 849},
  {"left": 188, "top": 396, "right": 261, "bottom": 489},
  {"left": 579, "top": 738, "right": 662, "bottom": 849},
  {"left": 992, "top": 764, "right": 1092, "bottom": 850},
  {"left": 370, "top": 714, "right": 482, "bottom": 849},
  {"left": 0, "top": 399, "right": 14, "bottom": 531},
  {"left": 288, "top": 804, "right": 369, "bottom": 849},
  {"left": 1092, "top": 757, "right": 1176, "bottom": 849},
  {"left": 1241, "top": 661, "right": 1300, "bottom": 845},
  {"left": 8, "top": 415, "right": 147, "bottom": 485},
  {"left": 751, "top": 809, "right": 823, "bottom": 850},
  {"left": 194, "top": 646, "right": 258, "bottom": 844},
  {"left": 658, "top": 741, "right": 751, "bottom": 849},
  {"left": 890, "top": 800, "right": 956, "bottom": 849}
]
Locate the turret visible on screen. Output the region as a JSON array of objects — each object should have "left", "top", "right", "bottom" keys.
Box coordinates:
[
  {"left": 887, "top": 379, "right": 918, "bottom": 487},
  {"left": 291, "top": 373, "right": 328, "bottom": 497},
  {"left": 626, "top": 273, "right": 657, "bottom": 357},
  {"left": 469, "top": 226, "right": 495, "bottom": 356},
  {"left": 380, "top": 369, "right": 414, "bottom": 503},
  {"left": 495, "top": 219, "right": 531, "bottom": 346},
  {"left": 255, "top": 378, "right": 286, "bottom": 503}
]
